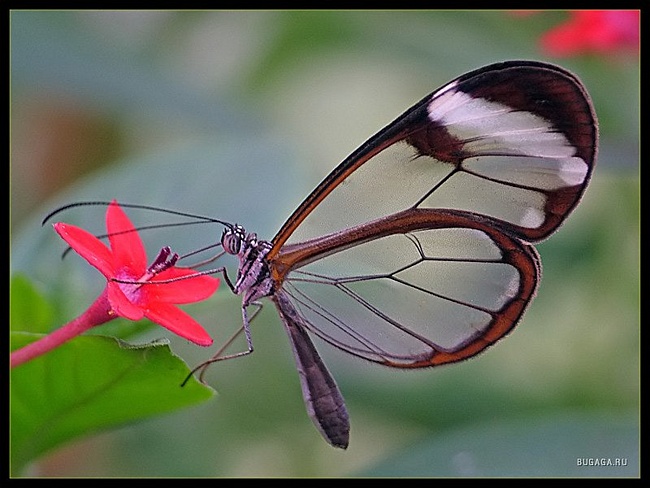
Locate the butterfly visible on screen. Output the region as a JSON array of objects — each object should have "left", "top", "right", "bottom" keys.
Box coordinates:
[{"left": 191, "top": 60, "right": 598, "bottom": 449}]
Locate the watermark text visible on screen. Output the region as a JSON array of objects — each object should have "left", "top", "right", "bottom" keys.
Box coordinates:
[{"left": 577, "top": 458, "right": 628, "bottom": 467}]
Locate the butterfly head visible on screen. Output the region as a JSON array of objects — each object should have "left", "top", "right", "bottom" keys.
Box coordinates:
[
  {"left": 221, "top": 225, "right": 271, "bottom": 261},
  {"left": 221, "top": 224, "right": 247, "bottom": 256}
]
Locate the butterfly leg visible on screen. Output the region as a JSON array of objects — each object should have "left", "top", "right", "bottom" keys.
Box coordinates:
[{"left": 182, "top": 300, "right": 264, "bottom": 385}]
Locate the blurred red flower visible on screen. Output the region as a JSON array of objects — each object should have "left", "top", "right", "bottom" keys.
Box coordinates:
[{"left": 540, "top": 10, "right": 640, "bottom": 57}]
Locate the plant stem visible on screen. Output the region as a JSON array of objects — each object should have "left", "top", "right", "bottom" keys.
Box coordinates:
[{"left": 10, "top": 289, "right": 115, "bottom": 368}]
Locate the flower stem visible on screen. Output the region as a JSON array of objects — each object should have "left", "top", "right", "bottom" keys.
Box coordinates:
[{"left": 11, "top": 289, "right": 116, "bottom": 368}]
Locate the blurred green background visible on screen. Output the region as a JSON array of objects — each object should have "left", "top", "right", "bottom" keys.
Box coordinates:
[{"left": 10, "top": 11, "right": 639, "bottom": 477}]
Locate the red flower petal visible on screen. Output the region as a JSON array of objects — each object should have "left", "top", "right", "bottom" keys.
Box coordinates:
[
  {"left": 106, "top": 201, "right": 147, "bottom": 272},
  {"left": 151, "top": 267, "right": 221, "bottom": 304},
  {"left": 107, "top": 281, "right": 146, "bottom": 321},
  {"left": 144, "top": 302, "right": 213, "bottom": 346},
  {"left": 53, "top": 222, "right": 116, "bottom": 278}
]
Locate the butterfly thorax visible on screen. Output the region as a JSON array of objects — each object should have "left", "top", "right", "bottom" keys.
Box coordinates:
[{"left": 221, "top": 225, "right": 274, "bottom": 305}]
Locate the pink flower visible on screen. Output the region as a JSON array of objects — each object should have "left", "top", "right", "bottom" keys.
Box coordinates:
[
  {"left": 540, "top": 10, "right": 640, "bottom": 57},
  {"left": 11, "top": 201, "right": 219, "bottom": 367}
]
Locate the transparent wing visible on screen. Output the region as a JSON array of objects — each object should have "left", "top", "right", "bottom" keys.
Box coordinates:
[
  {"left": 268, "top": 61, "right": 596, "bottom": 368},
  {"left": 277, "top": 211, "right": 540, "bottom": 367},
  {"left": 270, "top": 61, "right": 597, "bottom": 256}
]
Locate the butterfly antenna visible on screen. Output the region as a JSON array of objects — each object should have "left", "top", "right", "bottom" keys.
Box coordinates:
[{"left": 42, "top": 200, "right": 234, "bottom": 229}]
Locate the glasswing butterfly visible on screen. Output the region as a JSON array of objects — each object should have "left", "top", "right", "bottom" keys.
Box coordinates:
[{"left": 102, "top": 60, "right": 594, "bottom": 449}]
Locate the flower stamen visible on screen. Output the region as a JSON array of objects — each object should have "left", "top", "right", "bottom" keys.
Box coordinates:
[{"left": 137, "top": 246, "right": 181, "bottom": 284}]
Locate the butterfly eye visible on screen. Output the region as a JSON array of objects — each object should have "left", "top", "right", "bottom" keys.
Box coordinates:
[{"left": 221, "top": 226, "right": 245, "bottom": 255}]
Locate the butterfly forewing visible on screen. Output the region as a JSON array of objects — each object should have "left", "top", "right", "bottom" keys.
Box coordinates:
[
  {"left": 270, "top": 61, "right": 597, "bottom": 255},
  {"left": 268, "top": 61, "right": 596, "bottom": 368}
]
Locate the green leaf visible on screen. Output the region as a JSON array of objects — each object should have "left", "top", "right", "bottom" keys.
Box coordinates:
[
  {"left": 10, "top": 332, "right": 214, "bottom": 476},
  {"left": 10, "top": 274, "right": 55, "bottom": 333}
]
